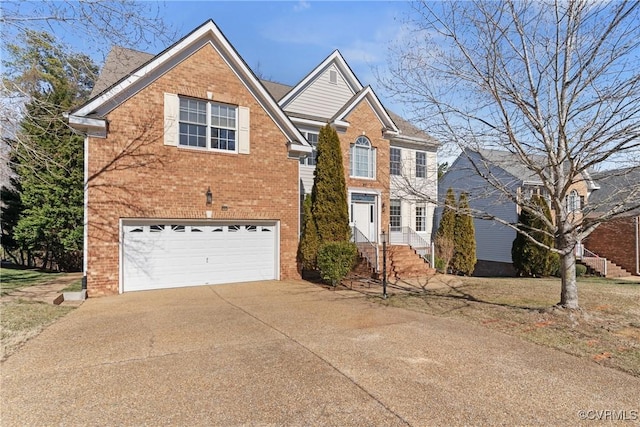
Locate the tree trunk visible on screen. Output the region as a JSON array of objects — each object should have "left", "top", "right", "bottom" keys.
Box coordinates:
[{"left": 559, "top": 250, "right": 579, "bottom": 309}]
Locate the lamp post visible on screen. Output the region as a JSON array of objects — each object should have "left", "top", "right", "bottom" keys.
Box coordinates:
[{"left": 381, "top": 230, "right": 388, "bottom": 299}]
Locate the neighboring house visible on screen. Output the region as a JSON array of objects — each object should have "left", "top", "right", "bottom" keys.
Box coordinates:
[
  {"left": 583, "top": 167, "right": 640, "bottom": 277},
  {"left": 438, "top": 148, "right": 599, "bottom": 276},
  {"left": 67, "top": 20, "right": 438, "bottom": 295}
]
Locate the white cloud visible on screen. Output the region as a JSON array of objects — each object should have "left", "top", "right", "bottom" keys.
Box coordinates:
[{"left": 293, "top": 1, "right": 311, "bottom": 12}]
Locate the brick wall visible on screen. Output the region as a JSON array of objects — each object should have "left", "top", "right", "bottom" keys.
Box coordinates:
[
  {"left": 584, "top": 216, "right": 639, "bottom": 276},
  {"left": 86, "top": 44, "right": 301, "bottom": 296},
  {"left": 339, "top": 101, "right": 390, "bottom": 234}
]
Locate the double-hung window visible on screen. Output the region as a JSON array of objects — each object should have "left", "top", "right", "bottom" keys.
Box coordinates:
[
  {"left": 179, "top": 97, "right": 237, "bottom": 152},
  {"left": 567, "top": 190, "right": 580, "bottom": 212},
  {"left": 390, "top": 147, "right": 401, "bottom": 176},
  {"left": 390, "top": 199, "right": 401, "bottom": 232},
  {"left": 299, "top": 132, "right": 319, "bottom": 166},
  {"left": 415, "top": 205, "right": 426, "bottom": 232},
  {"left": 350, "top": 136, "right": 376, "bottom": 179},
  {"left": 416, "top": 151, "right": 426, "bottom": 178}
]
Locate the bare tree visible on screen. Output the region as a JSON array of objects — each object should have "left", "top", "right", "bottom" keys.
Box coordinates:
[
  {"left": 380, "top": 0, "right": 640, "bottom": 309},
  {"left": 1, "top": 0, "right": 176, "bottom": 186}
]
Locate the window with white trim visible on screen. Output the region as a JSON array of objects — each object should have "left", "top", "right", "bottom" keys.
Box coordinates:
[
  {"left": 390, "top": 199, "right": 401, "bottom": 232},
  {"left": 350, "top": 136, "right": 376, "bottom": 179},
  {"left": 179, "top": 97, "right": 237, "bottom": 152},
  {"left": 299, "top": 132, "right": 319, "bottom": 166},
  {"left": 390, "top": 147, "right": 401, "bottom": 176},
  {"left": 567, "top": 190, "right": 580, "bottom": 212},
  {"left": 416, "top": 151, "right": 426, "bottom": 178},
  {"left": 415, "top": 205, "right": 426, "bottom": 232}
]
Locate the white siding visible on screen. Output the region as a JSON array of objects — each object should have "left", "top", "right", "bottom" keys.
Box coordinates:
[
  {"left": 285, "top": 64, "right": 355, "bottom": 118},
  {"left": 390, "top": 145, "right": 438, "bottom": 244}
]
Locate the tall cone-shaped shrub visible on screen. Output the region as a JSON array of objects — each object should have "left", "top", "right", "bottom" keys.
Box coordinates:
[
  {"left": 311, "top": 124, "right": 350, "bottom": 243},
  {"left": 512, "top": 194, "right": 556, "bottom": 277},
  {"left": 436, "top": 187, "right": 456, "bottom": 242},
  {"left": 452, "top": 192, "right": 476, "bottom": 275},
  {"left": 298, "top": 194, "right": 319, "bottom": 270}
]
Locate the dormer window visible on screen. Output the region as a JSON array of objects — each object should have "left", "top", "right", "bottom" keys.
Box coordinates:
[{"left": 350, "top": 136, "right": 376, "bottom": 179}]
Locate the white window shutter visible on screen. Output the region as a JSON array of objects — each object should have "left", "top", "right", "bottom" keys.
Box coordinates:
[
  {"left": 164, "top": 93, "right": 179, "bottom": 146},
  {"left": 238, "top": 106, "right": 250, "bottom": 154}
]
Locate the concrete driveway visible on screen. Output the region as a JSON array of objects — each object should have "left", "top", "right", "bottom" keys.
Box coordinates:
[{"left": 2, "top": 280, "right": 638, "bottom": 426}]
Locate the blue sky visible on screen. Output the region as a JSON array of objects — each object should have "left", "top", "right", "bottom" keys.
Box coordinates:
[{"left": 155, "top": 1, "right": 412, "bottom": 113}]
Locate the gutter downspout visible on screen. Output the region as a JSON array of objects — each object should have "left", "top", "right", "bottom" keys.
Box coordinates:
[
  {"left": 83, "top": 135, "right": 89, "bottom": 291},
  {"left": 636, "top": 215, "right": 640, "bottom": 276}
]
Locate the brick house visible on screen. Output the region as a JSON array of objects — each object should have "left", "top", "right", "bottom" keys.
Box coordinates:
[
  {"left": 68, "top": 20, "right": 437, "bottom": 295},
  {"left": 583, "top": 167, "right": 640, "bottom": 277}
]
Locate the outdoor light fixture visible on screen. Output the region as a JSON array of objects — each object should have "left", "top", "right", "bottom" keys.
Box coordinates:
[
  {"left": 206, "top": 187, "right": 213, "bottom": 205},
  {"left": 380, "top": 230, "right": 388, "bottom": 299}
]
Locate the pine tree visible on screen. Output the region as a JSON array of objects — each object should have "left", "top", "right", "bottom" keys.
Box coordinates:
[
  {"left": 6, "top": 31, "right": 97, "bottom": 271},
  {"left": 311, "top": 124, "right": 350, "bottom": 243},
  {"left": 512, "top": 194, "right": 556, "bottom": 277},
  {"left": 298, "top": 194, "right": 319, "bottom": 270},
  {"left": 451, "top": 192, "right": 476, "bottom": 276}
]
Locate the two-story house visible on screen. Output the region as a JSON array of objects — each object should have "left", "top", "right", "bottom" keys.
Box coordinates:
[{"left": 67, "top": 20, "right": 438, "bottom": 295}]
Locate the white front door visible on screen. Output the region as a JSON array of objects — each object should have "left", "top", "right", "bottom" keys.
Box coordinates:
[{"left": 352, "top": 202, "right": 376, "bottom": 242}]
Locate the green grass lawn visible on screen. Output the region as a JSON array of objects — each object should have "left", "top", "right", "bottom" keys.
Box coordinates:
[
  {"left": 379, "top": 275, "right": 640, "bottom": 377},
  {"left": 0, "top": 268, "right": 64, "bottom": 296}
]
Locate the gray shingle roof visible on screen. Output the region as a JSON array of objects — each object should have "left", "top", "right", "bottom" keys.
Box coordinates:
[
  {"left": 474, "top": 148, "right": 542, "bottom": 183},
  {"left": 89, "top": 46, "right": 435, "bottom": 143},
  {"left": 588, "top": 167, "right": 640, "bottom": 214},
  {"left": 90, "top": 46, "right": 154, "bottom": 98}
]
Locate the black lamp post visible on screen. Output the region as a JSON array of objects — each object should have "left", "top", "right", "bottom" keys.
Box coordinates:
[{"left": 381, "top": 230, "right": 388, "bottom": 299}]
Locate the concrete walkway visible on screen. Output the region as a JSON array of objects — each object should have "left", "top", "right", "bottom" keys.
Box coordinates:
[{"left": 1, "top": 280, "right": 638, "bottom": 426}]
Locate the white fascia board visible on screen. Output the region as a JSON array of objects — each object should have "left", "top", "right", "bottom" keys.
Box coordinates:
[
  {"left": 332, "top": 120, "right": 350, "bottom": 128},
  {"left": 279, "top": 50, "right": 363, "bottom": 107},
  {"left": 290, "top": 116, "right": 329, "bottom": 128},
  {"left": 68, "top": 115, "right": 107, "bottom": 130},
  {"left": 391, "top": 135, "right": 439, "bottom": 149},
  {"left": 288, "top": 142, "right": 313, "bottom": 156}
]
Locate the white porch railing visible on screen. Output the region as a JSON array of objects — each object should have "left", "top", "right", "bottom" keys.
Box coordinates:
[
  {"left": 576, "top": 245, "right": 607, "bottom": 277},
  {"left": 389, "top": 226, "right": 435, "bottom": 266},
  {"left": 351, "top": 226, "right": 379, "bottom": 273}
]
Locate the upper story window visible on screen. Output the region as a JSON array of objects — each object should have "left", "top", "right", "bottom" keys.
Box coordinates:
[
  {"left": 567, "top": 190, "right": 580, "bottom": 212},
  {"left": 299, "top": 132, "right": 319, "bottom": 166},
  {"left": 416, "top": 151, "right": 427, "bottom": 178},
  {"left": 179, "top": 97, "right": 237, "bottom": 152},
  {"left": 350, "top": 136, "right": 376, "bottom": 179},
  {"left": 390, "top": 147, "right": 401, "bottom": 176}
]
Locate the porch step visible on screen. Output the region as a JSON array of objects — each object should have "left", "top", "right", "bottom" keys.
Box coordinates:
[
  {"left": 386, "top": 245, "right": 435, "bottom": 281},
  {"left": 580, "top": 257, "right": 630, "bottom": 278}
]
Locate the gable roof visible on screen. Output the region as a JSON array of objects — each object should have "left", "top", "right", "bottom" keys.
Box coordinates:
[
  {"left": 464, "top": 148, "right": 599, "bottom": 190},
  {"left": 278, "top": 50, "right": 363, "bottom": 108},
  {"left": 69, "top": 20, "right": 310, "bottom": 154},
  {"left": 588, "top": 167, "right": 640, "bottom": 215}
]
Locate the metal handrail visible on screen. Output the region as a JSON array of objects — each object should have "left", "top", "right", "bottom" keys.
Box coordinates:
[
  {"left": 351, "top": 226, "right": 379, "bottom": 273},
  {"left": 578, "top": 246, "right": 608, "bottom": 277},
  {"left": 389, "top": 226, "right": 433, "bottom": 261}
]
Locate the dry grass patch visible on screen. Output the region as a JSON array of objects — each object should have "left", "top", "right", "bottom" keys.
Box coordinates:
[
  {"left": 380, "top": 276, "right": 640, "bottom": 376},
  {"left": 1, "top": 300, "right": 75, "bottom": 361}
]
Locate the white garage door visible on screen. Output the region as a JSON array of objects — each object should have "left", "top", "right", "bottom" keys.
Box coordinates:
[{"left": 122, "top": 221, "right": 278, "bottom": 292}]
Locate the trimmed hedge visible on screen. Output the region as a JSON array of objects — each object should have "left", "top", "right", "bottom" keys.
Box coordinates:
[{"left": 317, "top": 241, "right": 357, "bottom": 286}]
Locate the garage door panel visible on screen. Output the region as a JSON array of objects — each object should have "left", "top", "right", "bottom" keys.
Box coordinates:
[{"left": 122, "top": 221, "right": 277, "bottom": 292}]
